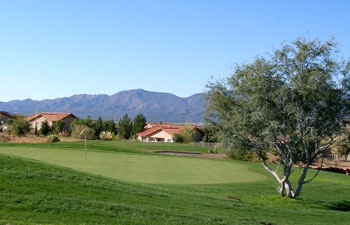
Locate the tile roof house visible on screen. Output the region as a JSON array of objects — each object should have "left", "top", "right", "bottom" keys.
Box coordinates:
[
  {"left": 0, "top": 111, "right": 16, "bottom": 124},
  {"left": 25, "top": 112, "right": 77, "bottom": 131},
  {"left": 136, "top": 124, "right": 203, "bottom": 143}
]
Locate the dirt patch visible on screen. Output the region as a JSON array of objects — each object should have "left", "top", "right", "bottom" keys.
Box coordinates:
[{"left": 151, "top": 150, "right": 226, "bottom": 159}]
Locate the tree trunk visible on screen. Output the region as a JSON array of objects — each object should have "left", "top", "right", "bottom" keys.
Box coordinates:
[
  {"left": 279, "top": 181, "right": 286, "bottom": 196},
  {"left": 294, "top": 164, "right": 310, "bottom": 197}
]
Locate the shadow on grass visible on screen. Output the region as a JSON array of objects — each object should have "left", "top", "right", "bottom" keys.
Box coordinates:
[{"left": 328, "top": 201, "right": 350, "bottom": 211}]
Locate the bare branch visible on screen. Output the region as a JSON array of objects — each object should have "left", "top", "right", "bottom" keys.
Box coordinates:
[{"left": 304, "top": 158, "right": 324, "bottom": 184}]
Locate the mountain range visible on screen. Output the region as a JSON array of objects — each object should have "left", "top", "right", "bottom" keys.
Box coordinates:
[{"left": 0, "top": 89, "right": 205, "bottom": 123}]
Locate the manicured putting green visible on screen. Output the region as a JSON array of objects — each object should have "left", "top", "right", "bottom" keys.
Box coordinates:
[{"left": 0, "top": 147, "right": 265, "bottom": 184}]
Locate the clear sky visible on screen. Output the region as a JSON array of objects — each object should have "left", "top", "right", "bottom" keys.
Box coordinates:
[{"left": 0, "top": 0, "right": 349, "bottom": 101}]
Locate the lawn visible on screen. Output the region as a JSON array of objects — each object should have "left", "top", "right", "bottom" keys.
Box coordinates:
[
  {"left": 0, "top": 146, "right": 263, "bottom": 184},
  {"left": 0, "top": 141, "right": 349, "bottom": 225}
]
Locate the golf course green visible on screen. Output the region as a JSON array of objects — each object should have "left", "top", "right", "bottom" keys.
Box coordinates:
[{"left": 0, "top": 146, "right": 265, "bottom": 184}]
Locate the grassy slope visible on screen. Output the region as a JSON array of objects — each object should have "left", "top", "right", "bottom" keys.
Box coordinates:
[
  {"left": 0, "top": 142, "right": 349, "bottom": 224},
  {"left": 0, "top": 147, "right": 263, "bottom": 184}
]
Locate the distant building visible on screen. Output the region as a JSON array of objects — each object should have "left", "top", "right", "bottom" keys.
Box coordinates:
[
  {"left": 25, "top": 112, "right": 77, "bottom": 131},
  {"left": 137, "top": 124, "right": 203, "bottom": 143},
  {"left": 0, "top": 111, "right": 16, "bottom": 124}
]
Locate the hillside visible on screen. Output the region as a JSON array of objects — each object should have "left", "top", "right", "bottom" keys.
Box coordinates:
[{"left": 0, "top": 89, "right": 205, "bottom": 122}]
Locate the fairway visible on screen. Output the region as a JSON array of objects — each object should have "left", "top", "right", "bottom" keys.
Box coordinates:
[{"left": 0, "top": 147, "right": 265, "bottom": 184}]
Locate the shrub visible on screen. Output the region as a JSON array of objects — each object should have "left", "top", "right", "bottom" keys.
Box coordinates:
[
  {"left": 99, "top": 131, "right": 113, "bottom": 141},
  {"left": 173, "top": 133, "right": 185, "bottom": 143},
  {"left": 6, "top": 119, "right": 14, "bottom": 125},
  {"left": 173, "top": 127, "right": 195, "bottom": 143},
  {"left": 40, "top": 121, "right": 51, "bottom": 136},
  {"left": 47, "top": 135, "right": 60, "bottom": 143},
  {"left": 55, "top": 120, "right": 65, "bottom": 133},
  {"left": 226, "top": 148, "right": 266, "bottom": 162},
  {"left": 71, "top": 124, "right": 96, "bottom": 140},
  {"left": 12, "top": 119, "right": 30, "bottom": 136},
  {"left": 112, "top": 135, "right": 121, "bottom": 141}
]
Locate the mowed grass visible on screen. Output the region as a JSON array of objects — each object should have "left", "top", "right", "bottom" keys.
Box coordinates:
[
  {"left": 0, "top": 141, "right": 349, "bottom": 224},
  {"left": 0, "top": 147, "right": 263, "bottom": 184}
]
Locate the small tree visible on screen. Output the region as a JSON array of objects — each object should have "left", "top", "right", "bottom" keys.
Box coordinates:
[
  {"left": 55, "top": 120, "right": 65, "bottom": 133},
  {"left": 12, "top": 119, "right": 30, "bottom": 136},
  {"left": 40, "top": 121, "right": 51, "bottom": 136},
  {"left": 173, "top": 127, "right": 195, "bottom": 143},
  {"left": 94, "top": 117, "right": 105, "bottom": 139},
  {"left": 206, "top": 38, "right": 350, "bottom": 198},
  {"left": 132, "top": 114, "right": 146, "bottom": 136},
  {"left": 105, "top": 120, "right": 116, "bottom": 134},
  {"left": 118, "top": 113, "right": 133, "bottom": 139}
]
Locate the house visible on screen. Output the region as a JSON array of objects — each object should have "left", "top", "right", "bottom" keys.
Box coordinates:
[
  {"left": 25, "top": 112, "right": 77, "bottom": 131},
  {"left": 136, "top": 124, "right": 204, "bottom": 143},
  {"left": 0, "top": 111, "right": 16, "bottom": 124}
]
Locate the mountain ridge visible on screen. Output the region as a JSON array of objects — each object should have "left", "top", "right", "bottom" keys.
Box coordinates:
[{"left": 0, "top": 89, "right": 205, "bottom": 123}]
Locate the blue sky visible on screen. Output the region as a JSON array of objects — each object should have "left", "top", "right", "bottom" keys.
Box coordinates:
[{"left": 1, "top": 0, "right": 349, "bottom": 101}]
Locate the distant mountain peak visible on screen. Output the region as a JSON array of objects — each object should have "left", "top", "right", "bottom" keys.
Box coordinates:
[{"left": 0, "top": 89, "right": 205, "bottom": 122}]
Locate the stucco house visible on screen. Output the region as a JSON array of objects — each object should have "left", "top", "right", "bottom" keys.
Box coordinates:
[
  {"left": 0, "top": 111, "right": 16, "bottom": 124},
  {"left": 25, "top": 112, "right": 76, "bottom": 131},
  {"left": 137, "top": 124, "right": 203, "bottom": 143}
]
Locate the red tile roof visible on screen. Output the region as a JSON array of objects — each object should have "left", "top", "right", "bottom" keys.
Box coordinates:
[{"left": 25, "top": 112, "right": 76, "bottom": 122}]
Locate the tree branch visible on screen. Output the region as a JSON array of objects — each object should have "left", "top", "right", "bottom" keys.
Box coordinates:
[{"left": 304, "top": 158, "right": 324, "bottom": 184}]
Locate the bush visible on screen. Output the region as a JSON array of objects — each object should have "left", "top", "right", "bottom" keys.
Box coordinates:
[
  {"left": 173, "top": 127, "right": 195, "bottom": 143},
  {"left": 40, "top": 121, "right": 51, "bottom": 136},
  {"left": 99, "top": 131, "right": 113, "bottom": 141},
  {"left": 47, "top": 135, "right": 60, "bottom": 143},
  {"left": 226, "top": 148, "right": 266, "bottom": 162},
  {"left": 12, "top": 119, "right": 30, "bottom": 136},
  {"left": 55, "top": 120, "right": 65, "bottom": 133},
  {"left": 173, "top": 133, "right": 185, "bottom": 143},
  {"left": 71, "top": 124, "right": 96, "bottom": 140}
]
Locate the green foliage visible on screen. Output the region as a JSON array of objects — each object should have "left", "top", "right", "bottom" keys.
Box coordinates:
[
  {"left": 104, "top": 120, "right": 116, "bottom": 134},
  {"left": 93, "top": 117, "right": 104, "bottom": 138},
  {"left": 118, "top": 113, "right": 133, "bottom": 139},
  {"left": 46, "top": 134, "right": 60, "bottom": 143},
  {"left": 202, "top": 124, "right": 218, "bottom": 142},
  {"left": 55, "top": 120, "right": 65, "bottom": 133},
  {"left": 11, "top": 119, "right": 30, "bottom": 136},
  {"left": 206, "top": 38, "right": 350, "bottom": 197},
  {"left": 173, "top": 133, "right": 185, "bottom": 143},
  {"left": 226, "top": 148, "right": 266, "bottom": 162},
  {"left": 71, "top": 124, "right": 96, "bottom": 140},
  {"left": 6, "top": 119, "right": 14, "bottom": 125},
  {"left": 132, "top": 113, "right": 146, "bottom": 136},
  {"left": 99, "top": 131, "right": 113, "bottom": 141},
  {"left": 40, "top": 121, "right": 51, "bottom": 136},
  {"left": 173, "top": 127, "right": 195, "bottom": 143}
]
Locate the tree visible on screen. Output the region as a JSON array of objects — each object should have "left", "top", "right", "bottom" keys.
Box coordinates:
[
  {"left": 132, "top": 114, "right": 146, "bottom": 136},
  {"left": 206, "top": 38, "right": 350, "bottom": 198},
  {"left": 173, "top": 127, "right": 195, "bottom": 143},
  {"left": 94, "top": 117, "right": 105, "bottom": 139},
  {"left": 118, "top": 113, "right": 133, "bottom": 139},
  {"left": 12, "top": 119, "right": 30, "bottom": 136},
  {"left": 40, "top": 121, "right": 51, "bottom": 136},
  {"left": 55, "top": 120, "right": 66, "bottom": 133},
  {"left": 333, "top": 125, "right": 350, "bottom": 161},
  {"left": 104, "top": 120, "right": 116, "bottom": 134}
]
